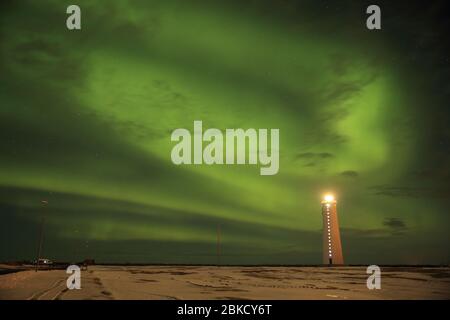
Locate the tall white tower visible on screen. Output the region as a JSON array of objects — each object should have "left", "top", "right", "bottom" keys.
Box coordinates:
[{"left": 321, "top": 194, "right": 344, "bottom": 265}]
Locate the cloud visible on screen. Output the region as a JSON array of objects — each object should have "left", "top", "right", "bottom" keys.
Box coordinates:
[
  {"left": 382, "top": 218, "right": 407, "bottom": 236},
  {"left": 369, "top": 185, "right": 448, "bottom": 199},
  {"left": 341, "top": 227, "right": 390, "bottom": 238},
  {"left": 341, "top": 218, "right": 408, "bottom": 238},
  {"left": 383, "top": 218, "right": 406, "bottom": 229},
  {"left": 295, "top": 152, "right": 333, "bottom": 159},
  {"left": 340, "top": 170, "right": 358, "bottom": 178}
]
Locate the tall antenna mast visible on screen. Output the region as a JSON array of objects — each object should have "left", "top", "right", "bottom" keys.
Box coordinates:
[
  {"left": 35, "top": 200, "right": 48, "bottom": 272},
  {"left": 217, "top": 224, "right": 221, "bottom": 266}
]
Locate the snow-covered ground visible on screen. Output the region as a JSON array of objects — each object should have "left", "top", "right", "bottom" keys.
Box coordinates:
[{"left": 0, "top": 265, "right": 448, "bottom": 300}]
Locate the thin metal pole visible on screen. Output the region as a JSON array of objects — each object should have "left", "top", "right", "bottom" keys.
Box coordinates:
[
  {"left": 217, "top": 224, "right": 221, "bottom": 266},
  {"left": 35, "top": 216, "right": 45, "bottom": 272},
  {"left": 35, "top": 200, "right": 47, "bottom": 272}
]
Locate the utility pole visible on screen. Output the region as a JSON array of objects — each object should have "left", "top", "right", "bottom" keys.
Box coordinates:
[
  {"left": 217, "top": 224, "right": 221, "bottom": 266},
  {"left": 35, "top": 200, "right": 47, "bottom": 272}
]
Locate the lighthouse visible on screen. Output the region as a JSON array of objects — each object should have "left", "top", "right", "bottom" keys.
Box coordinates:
[{"left": 321, "top": 194, "right": 344, "bottom": 265}]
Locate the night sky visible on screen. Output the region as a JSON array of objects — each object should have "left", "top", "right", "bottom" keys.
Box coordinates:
[{"left": 0, "top": 0, "right": 449, "bottom": 264}]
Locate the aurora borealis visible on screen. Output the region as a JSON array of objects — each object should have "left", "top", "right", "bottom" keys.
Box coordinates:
[{"left": 0, "top": 0, "right": 448, "bottom": 264}]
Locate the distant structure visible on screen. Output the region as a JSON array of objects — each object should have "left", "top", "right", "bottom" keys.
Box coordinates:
[
  {"left": 321, "top": 194, "right": 344, "bottom": 265},
  {"left": 35, "top": 200, "right": 48, "bottom": 272}
]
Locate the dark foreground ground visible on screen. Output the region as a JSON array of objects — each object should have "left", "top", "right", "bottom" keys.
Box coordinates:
[{"left": 0, "top": 265, "right": 449, "bottom": 300}]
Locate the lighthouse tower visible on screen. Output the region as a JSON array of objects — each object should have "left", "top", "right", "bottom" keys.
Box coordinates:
[{"left": 321, "top": 195, "right": 344, "bottom": 265}]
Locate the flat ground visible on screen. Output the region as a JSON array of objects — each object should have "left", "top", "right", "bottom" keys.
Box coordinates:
[{"left": 0, "top": 265, "right": 448, "bottom": 300}]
